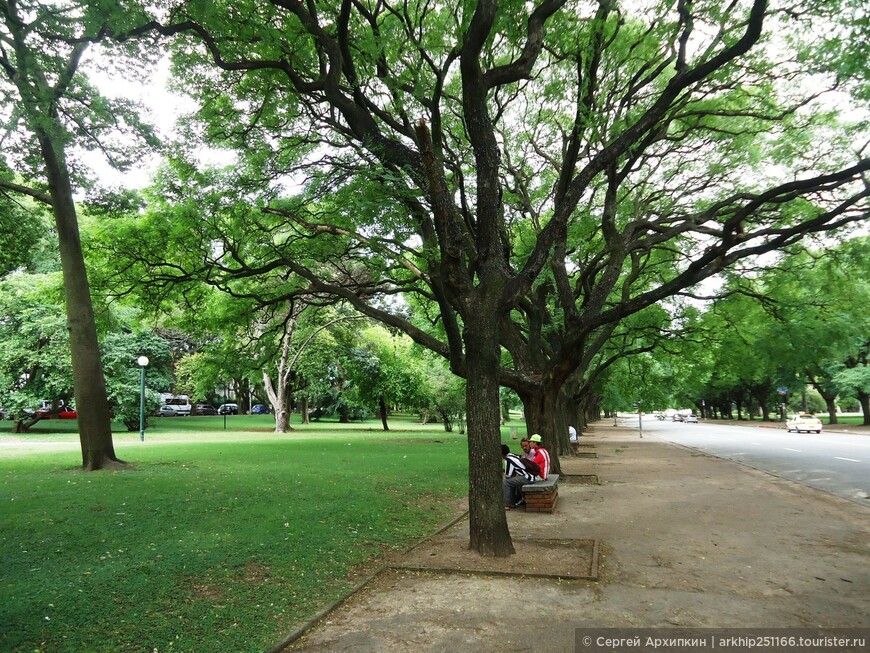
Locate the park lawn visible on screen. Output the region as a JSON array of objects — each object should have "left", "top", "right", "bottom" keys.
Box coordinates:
[
  {"left": 822, "top": 414, "right": 867, "bottom": 427},
  {"left": 0, "top": 417, "right": 473, "bottom": 653}
]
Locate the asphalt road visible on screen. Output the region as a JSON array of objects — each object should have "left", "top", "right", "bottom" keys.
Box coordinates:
[{"left": 639, "top": 417, "right": 870, "bottom": 505}]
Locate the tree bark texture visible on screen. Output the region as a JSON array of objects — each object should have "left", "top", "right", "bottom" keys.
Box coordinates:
[
  {"left": 859, "top": 392, "right": 870, "bottom": 426},
  {"left": 300, "top": 395, "right": 310, "bottom": 424},
  {"left": 518, "top": 387, "right": 564, "bottom": 474},
  {"left": 40, "top": 135, "right": 118, "bottom": 470},
  {"left": 464, "top": 309, "right": 514, "bottom": 557}
]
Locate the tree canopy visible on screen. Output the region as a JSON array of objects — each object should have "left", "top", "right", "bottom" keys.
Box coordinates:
[
  {"left": 100, "top": 0, "right": 867, "bottom": 555},
  {"left": 3, "top": 0, "right": 869, "bottom": 554}
]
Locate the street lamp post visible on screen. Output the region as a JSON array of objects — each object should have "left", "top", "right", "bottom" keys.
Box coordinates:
[
  {"left": 137, "top": 356, "right": 149, "bottom": 441},
  {"left": 777, "top": 386, "right": 788, "bottom": 421},
  {"left": 634, "top": 401, "right": 643, "bottom": 438}
]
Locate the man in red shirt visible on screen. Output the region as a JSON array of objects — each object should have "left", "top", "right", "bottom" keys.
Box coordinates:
[{"left": 528, "top": 433, "right": 550, "bottom": 480}]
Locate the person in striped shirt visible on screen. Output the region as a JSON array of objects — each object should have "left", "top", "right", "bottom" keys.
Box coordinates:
[
  {"left": 528, "top": 433, "right": 550, "bottom": 480},
  {"left": 502, "top": 444, "right": 533, "bottom": 509}
]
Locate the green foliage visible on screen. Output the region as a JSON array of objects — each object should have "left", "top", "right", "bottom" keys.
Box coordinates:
[
  {"left": 0, "top": 271, "right": 183, "bottom": 428},
  {"left": 342, "top": 327, "right": 428, "bottom": 415},
  {"left": 789, "top": 387, "right": 827, "bottom": 414},
  {"left": 0, "top": 0, "right": 161, "bottom": 187},
  {"left": 834, "top": 366, "right": 870, "bottom": 394},
  {"left": 419, "top": 361, "right": 467, "bottom": 431},
  {"left": 78, "top": 1, "right": 870, "bottom": 449},
  {"left": 0, "top": 421, "right": 468, "bottom": 652},
  {"left": 0, "top": 195, "right": 54, "bottom": 277},
  {"left": 100, "top": 330, "right": 175, "bottom": 431},
  {"left": 665, "top": 238, "right": 870, "bottom": 417},
  {"left": 0, "top": 273, "right": 73, "bottom": 415}
]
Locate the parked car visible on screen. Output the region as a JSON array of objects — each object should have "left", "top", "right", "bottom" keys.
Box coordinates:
[
  {"left": 156, "top": 405, "right": 186, "bottom": 417},
  {"left": 35, "top": 406, "right": 78, "bottom": 419},
  {"left": 193, "top": 403, "right": 218, "bottom": 416},
  {"left": 786, "top": 413, "right": 823, "bottom": 434},
  {"left": 684, "top": 413, "right": 699, "bottom": 424},
  {"left": 250, "top": 404, "right": 270, "bottom": 415},
  {"left": 218, "top": 403, "right": 239, "bottom": 415}
]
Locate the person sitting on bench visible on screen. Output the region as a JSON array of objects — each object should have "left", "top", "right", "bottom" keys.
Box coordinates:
[
  {"left": 528, "top": 434, "right": 551, "bottom": 480},
  {"left": 502, "top": 444, "right": 533, "bottom": 509}
]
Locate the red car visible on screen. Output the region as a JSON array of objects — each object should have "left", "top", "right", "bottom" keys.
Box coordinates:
[{"left": 35, "top": 407, "right": 78, "bottom": 419}]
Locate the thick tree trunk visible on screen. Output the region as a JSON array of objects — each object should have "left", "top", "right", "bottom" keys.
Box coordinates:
[
  {"left": 577, "top": 390, "right": 598, "bottom": 430},
  {"left": 12, "top": 416, "right": 41, "bottom": 434},
  {"left": 858, "top": 392, "right": 870, "bottom": 426},
  {"left": 555, "top": 384, "right": 576, "bottom": 450},
  {"left": 274, "top": 407, "right": 291, "bottom": 432},
  {"left": 236, "top": 377, "right": 251, "bottom": 414},
  {"left": 560, "top": 376, "right": 581, "bottom": 433},
  {"left": 263, "top": 371, "right": 293, "bottom": 433},
  {"left": 824, "top": 396, "right": 838, "bottom": 424},
  {"left": 40, "top": 135, "right": 118, "bottom": 470},
  {"left": 811, "top": 381, "right": 839, "bottom": 425},
  {"left": 520, "top": 390, "right": 545, "bottom": 439},
  {"left": 465, "top": 313, "right": 514, "bottom": 557},
  {"left": 754, "top": 393, "right": 771, "bottom": 421},
  {"left": 517, "top": 387, "right": 563, "bottom": 474}
]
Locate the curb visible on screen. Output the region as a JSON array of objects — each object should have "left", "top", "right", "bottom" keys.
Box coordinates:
[{"left": 264, "top": 509, "right": 470, "bottom": 653}]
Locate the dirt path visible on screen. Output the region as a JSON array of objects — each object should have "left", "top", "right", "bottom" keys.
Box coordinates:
[{"left": 281, "top": 427, "right": 870, "bottom": 653}]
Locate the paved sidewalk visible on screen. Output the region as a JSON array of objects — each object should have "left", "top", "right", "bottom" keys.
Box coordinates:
[{"left": 284, "top": 426, "right": 870, "bottom": 653}]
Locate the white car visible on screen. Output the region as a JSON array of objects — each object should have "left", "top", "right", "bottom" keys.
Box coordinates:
[
  {"left": 684, "top": 414, "right": 699, "bottom": 424},
  {"left": 157, "top": 405, "right": 188, "bottom": 417},
  {"left": 786, "top": 413, "right": 822, "bottom": 433}
]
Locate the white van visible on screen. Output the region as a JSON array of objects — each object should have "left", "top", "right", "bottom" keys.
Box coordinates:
[{"left": 159, "top": 394, "right": 191, "bottom": 416}]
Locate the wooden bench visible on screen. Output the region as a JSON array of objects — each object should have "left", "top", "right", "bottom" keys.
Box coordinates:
[{"left": 520, "top": 474, "right": 559, "bottom": 513}]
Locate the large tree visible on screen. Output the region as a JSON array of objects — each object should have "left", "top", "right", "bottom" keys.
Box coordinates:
[
  {"left": 100, "top": 0, "right": 870, "bottom": 554},
  {"left": 0, "top": 0, "right": 158, "bottom": 468}
]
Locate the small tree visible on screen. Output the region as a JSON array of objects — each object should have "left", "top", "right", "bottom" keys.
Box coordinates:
[
  {"left": 100, "top": 330, "right": 174, "bottom": 432},
  {"left": 343, "top": 327, "right": 427, "bottom": 430}
]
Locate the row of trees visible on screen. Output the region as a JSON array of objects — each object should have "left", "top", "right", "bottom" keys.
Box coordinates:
[
  {"left": 2, "top": 0, "right": 868, "bottom": 555},
  {"left": 589, "top": 238, "right": 870, "bottom": 425},
  {"left": 6, "top": 231, "right": 868, "bottom": 434},
  {"left": 672, "top": 238, "right": 870, "bottom": 424},
  {"left": 0, "top": 263, "right": 469, "bottom": 433}
]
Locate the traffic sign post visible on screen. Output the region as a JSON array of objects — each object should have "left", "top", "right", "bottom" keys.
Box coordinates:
[{"left": 777, "top": 387, "right": 788, "bottom": 420}]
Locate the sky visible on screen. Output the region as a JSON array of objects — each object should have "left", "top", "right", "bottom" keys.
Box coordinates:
[{"left": 85, "top": 57, "right": 233, "bottom": 191}]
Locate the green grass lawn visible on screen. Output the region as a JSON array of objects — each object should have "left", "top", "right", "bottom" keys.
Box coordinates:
[
  {"left": 0, "top": 415, "right": 477, "bottom": 653},
  {"left": 821, "top": 413, "right": 868, "bottom": 426}
]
